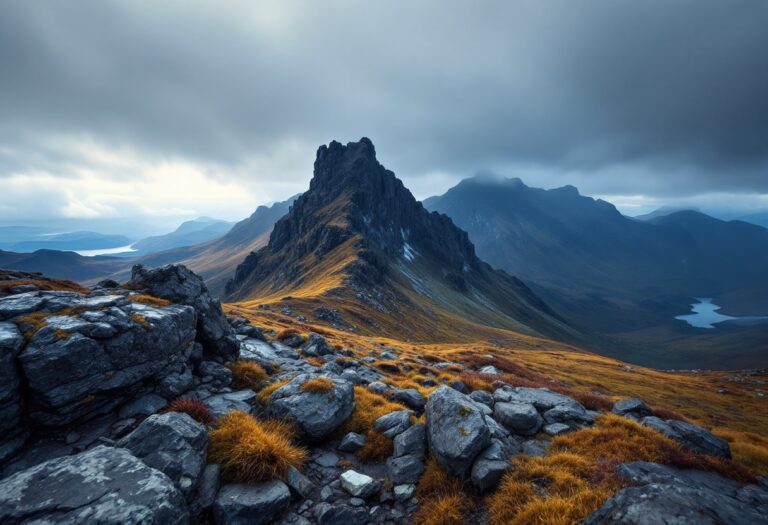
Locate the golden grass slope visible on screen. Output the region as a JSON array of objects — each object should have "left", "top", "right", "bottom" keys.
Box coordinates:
[{"left": 226, "top": 303, "right": 768, "bottom": 476}]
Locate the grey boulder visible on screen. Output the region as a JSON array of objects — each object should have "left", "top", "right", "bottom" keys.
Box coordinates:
[
  {"left": 266, "top": 374, "right": 355, "bottom": 440},
  {"left": 213, "top": 482, "right": 291, "bottom": 525},
  {"left": 425, "top": 385, "right": 491, "bottom": 477},
  {"left": 612, "top": 397, "right": 652, "bottom": 418},
  {"left": 393, "top": 423, "right": 427, "bottom": 458},
  {"left": 0, "top": 445, "right": 188, "bottom": 525},
  {"left": 117, "top": 412, "right": 208, "bottom": 498},
  {"left": 386, "top": 454, "right": 425, "bottom": 484},
  {"left": 393, "top": 388, "right": 427, "bottom": 411},
  {"left": 339, "top": 432, "right": 366, "bottom": 453},
  {"left": 373, "top": 410, "right": 412, "bottom": 438},
  {"left": 129, "top": 264, "right": 239, "bottom": 362},
  {"left": 493, "top": 401, "right": 542, "bottom": 436},
  {"left": 584, "top": 461, "right": 768, "bottom": 525}
]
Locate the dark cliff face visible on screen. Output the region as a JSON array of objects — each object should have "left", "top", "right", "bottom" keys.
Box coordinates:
[{"left": 226, "top": 138, "right": 481, "bottom": 299}]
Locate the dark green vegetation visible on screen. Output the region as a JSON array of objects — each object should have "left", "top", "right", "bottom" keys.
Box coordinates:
[{"left": 424, "top": 176, "right": 768, "bottom": 369}]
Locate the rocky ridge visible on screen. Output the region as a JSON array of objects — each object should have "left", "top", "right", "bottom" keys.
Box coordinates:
[{"left": 0, "top": 265, "right": 766, "bottom": 524}]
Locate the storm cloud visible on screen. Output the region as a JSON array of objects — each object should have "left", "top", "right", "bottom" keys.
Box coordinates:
[{"left": 1, "top": 0, "right": 767, "bottom": 223}]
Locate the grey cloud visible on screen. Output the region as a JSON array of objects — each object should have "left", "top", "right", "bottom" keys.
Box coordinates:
[{"left": 1, "top": 0, "right": 767, "bottom": 199}]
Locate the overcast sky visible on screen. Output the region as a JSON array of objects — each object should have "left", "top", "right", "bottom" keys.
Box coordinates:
[{"left": 1, "top": 0, "right": 767, "bottom": 232}]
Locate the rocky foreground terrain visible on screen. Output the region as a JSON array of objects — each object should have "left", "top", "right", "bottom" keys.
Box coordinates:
[{"left": 0, "top": 265, "right": 766, "bottom": 524}]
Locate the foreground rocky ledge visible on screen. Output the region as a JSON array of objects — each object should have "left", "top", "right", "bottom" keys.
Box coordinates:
[{"left": 0, "top": 266, "right": 766, "bottom": 524}]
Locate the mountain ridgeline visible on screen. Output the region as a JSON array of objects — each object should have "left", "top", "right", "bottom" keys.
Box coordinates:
[
  {"left": 225, "top": 138, "right": 575, "bottom": 342},
  {"left": 424, "top": 176, "right": 768, "bottom": 368}
]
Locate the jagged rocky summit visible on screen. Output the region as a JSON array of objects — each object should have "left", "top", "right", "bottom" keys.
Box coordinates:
[{"left": 224, "top": 138, "right": 573, "bottom": 342}]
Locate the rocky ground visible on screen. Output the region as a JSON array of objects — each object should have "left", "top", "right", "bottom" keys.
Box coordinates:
[{"left": 0, "top": 265, "right": 766, "bottom": 524}]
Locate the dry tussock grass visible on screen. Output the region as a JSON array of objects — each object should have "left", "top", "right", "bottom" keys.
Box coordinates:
[
  {"left": 208, "top": 410, "right": 307, "bottom": 482},
  {"left": 551, "top": 414, "right": 756, "bottom": 483},
  {"left": 488, "top": 453, "right": 616, "bottom": 525},
  {"left": 228, "top": 360, "right": 268, "bottom": 390},
  {"left": 0, "top": 278, "right": 88, "bottom": 294},
  {"left": 301, "top": 376, "right": 335, "bottom": 394},
  {"left": 414, "top": 457, "right": 470, "bottom": 525},
  {"left": 258, "top": 378, "right": 290, "bottom": 404},
  {"left": 341, "top": 386, "right": 408, "bottom": 461},
  {"left": 165, "top": 397, "right": 212, "bottom": 424},
  {"left": 126, "top": 294, "right": 171, "bottom": 307},
  {"left": 714, "top": 428, "right": 768, "bottom": 475}
]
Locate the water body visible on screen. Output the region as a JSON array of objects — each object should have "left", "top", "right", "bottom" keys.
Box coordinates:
[
  {"left": 75, "top": 244, "right": 137, "bottom": 257},
  {"left": 675, "top": 298, "right": 767, "bottom": 329}
]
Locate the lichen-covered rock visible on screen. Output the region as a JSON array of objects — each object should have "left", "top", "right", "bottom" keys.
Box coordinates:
[
  {"left": 266, "top": 374, "right": 354, "bottom": 440},
  {"left": 0, "top": 321, "right": 27, "bottom": 462},
  {"left": 117, "top": 412, "right": 208, "bottom": 498},
  {"left": 584, "top": 461, "right": 768, "bottom": 524},
  {"left": 0, "top": 445, "right": 188, "bottom": 524},
  {"left": 425, "top": 385, "right": 491, "bottom": 477},
  {"left": 129, "top": 264, "right": 239, "bottom": 362},
  {"left": 213, "top": 481, "right": 290, "bottom": 525},
  {"left": 9, "top": 291, "right": 196, "bottom": 427}
]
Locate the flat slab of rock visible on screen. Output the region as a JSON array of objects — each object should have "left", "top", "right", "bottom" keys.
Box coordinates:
[
  {"left": 584, "top": 461, "right": 768, "bottom": 525},
  {"left": 425, "top": 385, "right": 490, "bottom": 477},
  {"left": 213, "top": 481, "right": 291, "bottom": 525},
  {"left": 0, "top": 445, "right": 188, "bottom": 525}
]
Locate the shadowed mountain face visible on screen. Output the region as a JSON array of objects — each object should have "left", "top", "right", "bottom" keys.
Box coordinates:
[
  {"left": 424, "top": 176, "right": 768, "bottom": 368},
  {"left": 226, "top": 139, "right": 576, "bottom": 342}
]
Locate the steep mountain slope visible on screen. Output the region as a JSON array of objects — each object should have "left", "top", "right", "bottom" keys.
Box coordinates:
[
  {"left": 108, "top": 196, "right": 300, "bottom": 294},
  {"left": 424, "top": 176, "right": 768, "bottom": 367},
  {"left": 225, "top": 139, "right": 576, "bottom": 342}
]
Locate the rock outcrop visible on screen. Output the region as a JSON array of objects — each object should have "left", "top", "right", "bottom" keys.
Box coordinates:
[
  {"left": 129, "top": 264, "right": 239, "bottom": 362},
  {"left": 584, "top": 461, "right": 768, "bottom": 524},
  {"left": 0, "top": 445, "right": 188, "bottom": 525}
]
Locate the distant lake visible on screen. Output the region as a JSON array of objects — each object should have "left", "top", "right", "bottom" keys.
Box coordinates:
[
  {"left": 675, "top": 298, "right": 767, "bottom": 329},
  {"left": 75, "top": 244, "right": 136, "bottom": 257}
]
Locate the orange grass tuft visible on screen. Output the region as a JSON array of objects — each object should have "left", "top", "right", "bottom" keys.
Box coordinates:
[
  {"left": 208, "top": 410, "right": 307, "bottom": 482},
  {"left": 229, "top": 360, "right": 269, "bottom": 390},
  {"left": 165, "top": 397, "right": 212, "bottom": 425},
  {"left": 258, "top": 379, "right": 290, "bottom": 404},
  {"left": 127, "top": 294, "right": 171, "bottom": 307},
  {"left": 301, "top": 376, "right": 335, "bottom": 394}
]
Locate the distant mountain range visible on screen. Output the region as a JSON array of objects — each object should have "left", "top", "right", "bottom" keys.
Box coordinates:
[
  {"left": 424, "top": 176, "right": 768, "bottom": 368},
  {"left": 129, "top": 217, "right": 234, "bottom": 255},
  {"left": 1, "top": 160, "right": 766, "bottom": 368},
  {"left": 0, "top": 228, "right": 130, "bottom": 253}
]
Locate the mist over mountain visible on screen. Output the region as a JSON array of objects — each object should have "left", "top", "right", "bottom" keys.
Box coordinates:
[{"left": 425, "top": 176, "right": 768, "bottom": 367}]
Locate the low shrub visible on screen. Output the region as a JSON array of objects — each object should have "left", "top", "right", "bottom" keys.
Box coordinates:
[
  {"left": 229, "top": 360, "right": 268, "bottom": 390},
  {"left": 208, "top": 410, "right": 307, "bottom": 482},
  {"left": 165, "top": 397, "right": 212, "bottom": 425}
]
